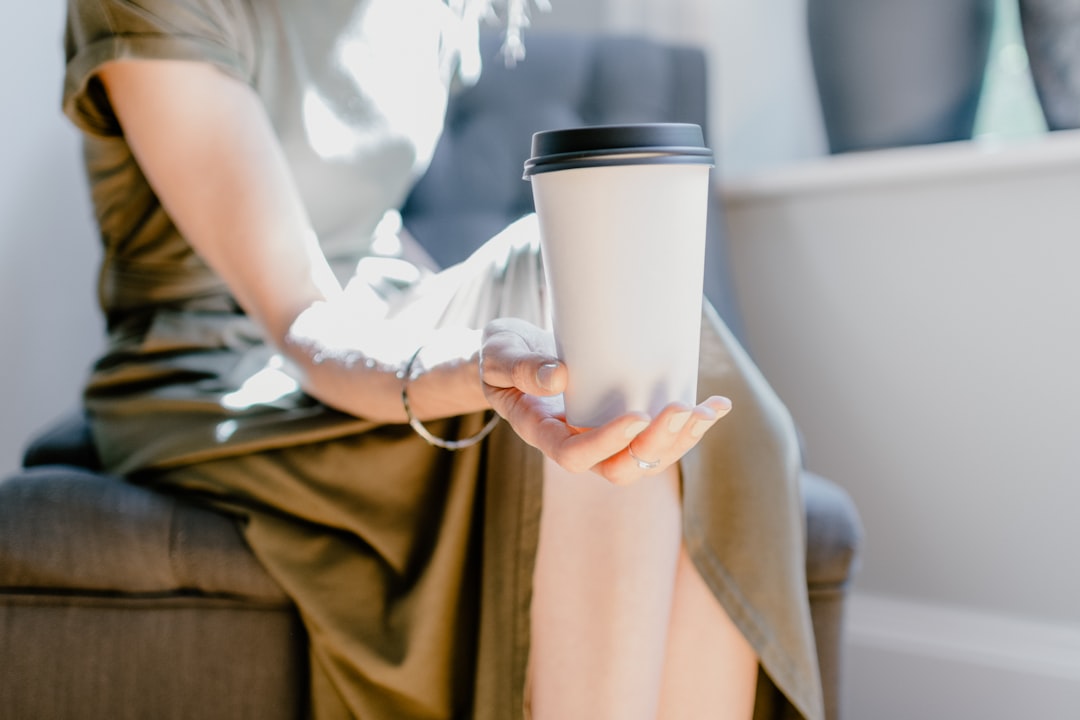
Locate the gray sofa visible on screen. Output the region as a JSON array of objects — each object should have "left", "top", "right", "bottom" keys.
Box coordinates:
[{"left": 0, "top": 32, "right": 861, "bottom": 720}]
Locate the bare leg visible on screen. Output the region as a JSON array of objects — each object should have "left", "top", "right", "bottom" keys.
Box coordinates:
[
  {"left": 656, "top": 543, "right": 758, "bottom": 719},
  {"left": 528, "top": 457, "right": 680, "bottom": 719},
  {"left": 528, "top": 457, "right": 757, "bottom": 719}
]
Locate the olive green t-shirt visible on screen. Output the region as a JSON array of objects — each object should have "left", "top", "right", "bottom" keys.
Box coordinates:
[{"left": 62, "top": 0, "right": 469, "bottom": 472}]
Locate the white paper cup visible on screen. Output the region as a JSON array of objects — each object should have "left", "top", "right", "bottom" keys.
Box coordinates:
[{"left": 523, "top": 124, "right": 714, "bottom": 427}]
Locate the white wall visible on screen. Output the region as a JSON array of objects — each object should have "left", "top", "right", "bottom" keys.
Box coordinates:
[
  {"left": 0, "top": 3, "right": 103, "bottom": 475},
  {"left": 724, "top": 133, "right": 1080, "bottom": 717}
]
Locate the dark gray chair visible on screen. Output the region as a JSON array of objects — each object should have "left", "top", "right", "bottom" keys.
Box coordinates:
[{"left": 0, "top": 31, "right": 860, "bottom": 720}]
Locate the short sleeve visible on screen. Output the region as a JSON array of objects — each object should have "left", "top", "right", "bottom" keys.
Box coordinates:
[{"left": 62, "top": 0, "right": 257, "bottom": 136}]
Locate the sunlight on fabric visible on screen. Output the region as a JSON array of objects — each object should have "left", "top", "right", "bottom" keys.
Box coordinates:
[
  {"left": 302, "top": 90, "right": 366, "bottom": 162},
  {"left": 214, "top": 419, "right": 239, "bottom": 443},
  {"left": 370, "top": 210, "right": 404, "bottom": 256},
  {"left": 303, "top": 0, "right": 451, "bottom": 165},
  {"left": 221, "top": 356, "right": 301, "bottom": 411}
]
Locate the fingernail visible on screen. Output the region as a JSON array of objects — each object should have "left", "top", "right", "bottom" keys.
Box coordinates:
[
  {"left": 690, "top": 418, "right": 713, "bottom": 438},
  {"left": 624, "top": 420, "right": 649, "bottom": 439},
  {"left": 536, "top": 362, "right": 559, "bottom": 391},
  {"left": 709, "top": 397, "right": 733, "bottom": 417},
  {"left": 668, "top": 411, "right": 692, "bottom": 433}
]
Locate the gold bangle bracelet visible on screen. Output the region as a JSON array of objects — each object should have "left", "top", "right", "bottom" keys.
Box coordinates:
[{"left": 398, "top": 345, "right": 500, "bottom": 451}]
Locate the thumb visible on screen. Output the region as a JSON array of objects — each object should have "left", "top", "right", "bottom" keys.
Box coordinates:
[
  {"left": 480, "top": 326, "right": 566, "bottom": 396},
  {"left": 531, "top": 359, "right": 567, "bottom": 395}
]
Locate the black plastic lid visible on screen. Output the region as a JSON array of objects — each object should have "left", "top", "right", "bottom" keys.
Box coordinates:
[{"left": 523, "top": 123, "right": 713, "bottom": 178}]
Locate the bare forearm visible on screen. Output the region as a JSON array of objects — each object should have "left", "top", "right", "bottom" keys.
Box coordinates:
[{"left": 279, "top": 301, "right": 490, "bottom": 423}]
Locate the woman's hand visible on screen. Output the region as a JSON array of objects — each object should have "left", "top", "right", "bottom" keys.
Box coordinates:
[{"left": 480, "top": 318, "right": 732, "bottom": 485}]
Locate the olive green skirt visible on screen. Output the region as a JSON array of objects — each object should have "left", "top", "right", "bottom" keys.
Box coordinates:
[{"left": 92, "top": 220, "right": 823, "bottom": 719}]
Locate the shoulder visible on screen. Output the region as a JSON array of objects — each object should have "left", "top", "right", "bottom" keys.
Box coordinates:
[
  {"left": 66, "top": 0, "right": 256, "bottom": 51},
  {"left": 63, "top": 0, "right": 259, "bottom": 136}
]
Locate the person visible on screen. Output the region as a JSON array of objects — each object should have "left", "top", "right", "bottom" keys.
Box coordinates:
[{"left": 61, "top": 0, "right": 823, "bottom": 718}]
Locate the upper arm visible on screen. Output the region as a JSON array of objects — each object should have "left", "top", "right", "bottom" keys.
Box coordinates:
[{"left": 97, "top": 59, "right": 338, "bottom": 341}]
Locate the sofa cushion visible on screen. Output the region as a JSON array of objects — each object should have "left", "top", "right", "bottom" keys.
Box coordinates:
[
  {"left": 13, "top": 421, "right": 861, "bottom": 594},
  {"left": 23, "top": 410, "right": 102, "bottom": 471},
  {"left": 0, "top": 467, "right": 287, "bottom": 603}
]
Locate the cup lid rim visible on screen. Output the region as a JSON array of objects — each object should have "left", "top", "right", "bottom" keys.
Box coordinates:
[
  {"left": 529, "top": 123, "right": 707, "bottom": 157},
  {"left": 524, "top": 124, "right": 713, "bottom": 178},
  {"left": 527, "top": 145, "right": 711, "bottom": 164}
]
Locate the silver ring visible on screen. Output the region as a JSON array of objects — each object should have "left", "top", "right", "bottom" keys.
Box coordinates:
[{"left": 627, "top": 444, "right": 661, "bottom": 471}]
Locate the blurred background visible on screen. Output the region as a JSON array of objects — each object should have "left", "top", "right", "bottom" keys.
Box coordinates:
[{"left": 3, "top": 0, "right": 1077, "bottom": 717}]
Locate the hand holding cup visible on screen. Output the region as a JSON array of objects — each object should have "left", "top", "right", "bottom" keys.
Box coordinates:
[{"left": 480, "top": 318, "right": 731, "bottom": 485}]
